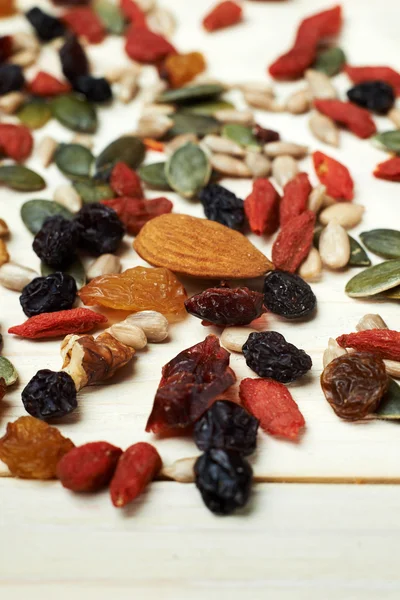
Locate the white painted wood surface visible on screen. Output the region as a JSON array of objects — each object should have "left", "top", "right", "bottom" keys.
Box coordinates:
[{"left": 1, "top": 0, "right": 400, "bottom": 596}]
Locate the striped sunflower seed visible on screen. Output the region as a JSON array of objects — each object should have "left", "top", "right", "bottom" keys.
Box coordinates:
[
  {"left": 319, "top": 221, "right": 351, "bottom": 269},
  {"left": 356, "top": 314, "right": 388, "bottom": 331},
  {"left": 214, "top": 109, "right": 255, "bottom": 126},
  {"left": 309, "top": 111, "right": 339, "bottom": 147},
  {"left": 210, "top": 154, "right": 252, "bottom": 177},
  {"left": 298, "top": 247, "right": 323, "bottom": 282},
  {"left": 305, "top": 69, "right": 337, "bottom": 99},
  {"left": 271, "top": 155, "right": 299, "bottom": 188},
  {"left": 264, "top": 141, "right": 308, "bottom": 159},
  {"left": 285, "top": 88, "right": 311, "bottom": 114},
  {"left": 203, "top": 135, "right": 245, "bottom": 157},
  {"left": 308, "top": 185, "right": 326, "bottom": 213},
  {"left": 245, "top": 150, "right": 271, "bottom": 177}
]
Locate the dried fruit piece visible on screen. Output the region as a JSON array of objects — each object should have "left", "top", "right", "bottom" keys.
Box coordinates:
[
  {"left": 280, "top": 172, "right": 312, "bottom": 226},
  {"left": 272, "top": 210, "right": 315, "bottom": 273},
  {"left": 336, "top": 330, "right": 400, "bottom": 362},
  {"left": 0, "top": 416, "right": 74, "bottom": 479},
  {"left": 9, "top": 308, "right": 107, "bottom": 339},
  {"left": 313, "top": 151, "right": 354, "bottom": 200},
  {"left": 57, "top": 441, "right": 122, "bottom": 492},
  {"left": 28, "top": 71, "right": 71, "bottom": 96},
  {"left": 314, "top": 99, "right": 376, "bottom": 139},
  {"left": 26, "top": 7, "right": 66, "bottom": 41},
  {"left": 374, "top": 157, "right": 400, "bottom": 182},
  {"left": 0, "top": 64, "right": 25, "bottom": 96},
  {"left": 20, "top": 272, "right": 77, "bottom": 317},
  {"left": 125, "top": 25, "right": 176, "bottom": 63},
  {"left": 0, "top": 123, "right": 33, "bottom": 161},
  {"left": 102, "top": 196, "right": 172, "bottom": 235},
  {"left": 22, "top": 370, "right": 77, "bottom": 420},
  {"left": 72, "top": 75, "right": 113, "bottom": 103},
  {"left": 203, "top": 1, "right": 243, "bottom": 32},
  {"left": 347, "top": 80, "right": 395, "bottom": 115},
  {"left": 110, "top": 442, "right": 162, "bottom": 507},
  {"left": 199, "top": 183, "right": 244, "bottom": 230},
  {"left": 345, "top": 65, "right": 400, "bottom": 97},
  {"left": 59, "top": 35, "right": 89, "bottom": 84},
  {"left": 244, "top": 178, "right": 280, "bottom": 235},
  {"left": 240, "top": 378, "right": 305, "bottom": 440},
  {"left": 345, "top": 259, "right": 400, "bottom": 297},
  {"left": 263, "top": 271, "right": 316, "bottom": 319},
  {"left": 74, "top": 203, "right": 125, "bottom": 255},
  {"left": 33, "top": 215, "right": 79, "bottom": 269},
  {"left": 62, "top": 7, "right": 106, "bottom": 44},
  {"left": 321, "top": 353, "right": 387, "bottom": 420},
  {"left": 120, "top": 0, "right": 147, "bottom": 27},
  {"left": 164, "top": 52, "right": 206, "bottom": 88},
  {"left": 185, "top": 287, "right": 264, "bottom": 326},
  {"left": 110, "top": 162, "right": 143, "bottom": 198}
]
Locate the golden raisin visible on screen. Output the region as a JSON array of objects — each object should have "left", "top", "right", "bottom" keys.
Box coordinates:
[
  {"left": 0, "top": 416, "right": 74, "bottom": 479},
  {"left": 164, "top": 52, "right": 207, "bottom": 88},
  {"left": 0, "top": 0, "right": 16, "bottom": 18}
]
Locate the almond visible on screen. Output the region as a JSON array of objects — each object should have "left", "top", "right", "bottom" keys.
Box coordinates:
[{"left": 133, "top": 214, "right": 273, "bottom": 279}]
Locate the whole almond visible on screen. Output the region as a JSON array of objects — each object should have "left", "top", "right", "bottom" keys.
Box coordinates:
[
  {"left": 319, "top": 222, "right": 350, "bottom": 269},
  {"left": 286, "top": 88, "right": 311, "bottom": 114},
  {"left": 356, "top": 314, "right": 388, "bottom": 331},
  {"left": 298, "top": 247, "right": 322, "bottom": 282},
  {"left": 220, "top": 327, "right": 257, "bottom": 353},
  {"left": 305, "top": 69, "right": 337, "bottom": 99},
  {"left": 264, "top": 141, "right": 308, "bottom": 159},
  {"left": 272, "top": 155, "right": 299, "bottom": 188},
  {"left": 134, "top": 214, "right": 273, "bottom": 279},
  {"left": 210, "top": 154, "right": 252, "bottom": 177},
  {"left": 309, "top": 111, "right": 339, "bottom": 147},
  {"left": 319, "top": 203, "right": 365, "bottom": 229}
]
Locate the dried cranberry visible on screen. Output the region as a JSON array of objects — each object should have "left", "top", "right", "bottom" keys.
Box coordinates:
[
  {"left": 26, "top": 7, "right": 66, "bottom": 42},
  {"left": 0, "top": 65, "right": 25, "bottom": 96},
  {"left": 72, "top": 76, "right": 112, "bottom": 103},
  {"left": 253, "top": 124, "right": 280, "bottom": 144},
  {"left": 263, "top": 270, "right": 317, "bottom": 319},
  {"left": 59, "top": 34, "right": 89, "bottom": 83},
  {"left": 185, "top": 286, "right": 265, "bottom": 326},
  {"left": 0, "top": 36, "right": 13, "bottom": 64}
]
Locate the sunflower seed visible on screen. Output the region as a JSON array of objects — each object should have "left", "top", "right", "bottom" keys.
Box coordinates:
[
  {"left": 71, "top": 134, "right": 94, "bottom": 150},
  {"left": 323, "top": 338, "right": 347, "bottom": 368},
  {"left": 319, "top": 203, "right": 365, "bottom": 229},
  {"left": 237, "top": 82, "right": 274, "bottom": 95},
  {"left": 147, "top": 7, "right": 176, "bottom": 37},
  {"left": 37, "top": 136, "right": 58, "bottom": 168},
  {"left": 105, "top": 64, "right": 141, "bottom": 83},
  {"left": 388, "top": 108, "right": 400, "bottom": 129},
  {"left": 53, "top": 185, "right": 83, "bottom": 213},
  {"left": 245, "top": 150, "right": 271, "bottom": 177},
  {"left": 319, "top": 221, "right": 350, "bottom": 269},
  {"left": 264, "top": 141, "right": 308, "bottom": 159},
  {"left": 0, "top": 92, "right": 25, "bottom": 114},
  {"left": 161, "top": 457, "right": 196, "bottom": 483},
  {"left": 384, "top": 361, "right": 400, "bottom": 379},
  {"left": 118, "top": 71, "right": 139, "bottom": 104},
  {"left": 134, "top": 114, "right": 173, "bottom": 139},
  {"left": 214, "top": 108, "right": 255, "bottom": 126},
  {"left": 142, "top": 103, "right": 175, "bottom": 117},
  {"left": 356, "top": 314, "right": 388, "bottom": 331},
  {"left": 308, "top": 185, "right": 326, "bottom": 213},
  {"left": 285, "top": 88, "right": 311, "bottom": 114},
  {"left": 87, "top": 254, "right": 121, "bottom": 280},
  {"left": 298, "top": 247, "right": 323, "bottom": 282},
  {"left": 203, "top": 134, "right": 245, "bottom": 156},
  {"left": 309, "top": 111, "right": 339, "bottom": 146},
  {"left": 221, "top": 327, "right": 257, "bottom": 353},
  {"left": 305, "top": 69, "right": 337, "bottom": 99},
  {"left": 0, "top": 262, "right": 38, "bottom": 291},
  {"left": 244, "top": 91, "right": 284, "bottom": 112},
  {"left": 165, "top": 133, "right": 199, "bottom": 156},
  {"left": 9, "top": 49, "right": 38, "bottom": 68},
  {"left": 271, "top": 155, "right": 299, "bottom": 188},
  {"left": 12, "top": 32, "right": 40, "bottom": 53},
  {"left": 210, "top": 154, "right": 252, "bottom": 177}
]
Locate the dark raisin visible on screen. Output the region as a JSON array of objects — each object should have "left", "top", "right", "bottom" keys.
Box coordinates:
[
  {"left": 52, "top": 0, "right": 90, "bottom": 4},
  {"left": 0, "top": 36, "right": 13, "bottom": 64},
  {"left": 74, "top": 203, "right": 125, "bottom": 255},
  {"left": 59, "top": 35, "right": 89, "bottom": 83},
  {"left": 22, "top": 370, "right": 78, "bottom": 420},
  {"left": 243, "top": 331, "right": 312, "bottom": 383},
  {"left": 0, "top": 64, "right": 25, "bottom": 96},
  {"left": 32, "top": 215, "right": 79, "bottom": 269},
  {"left": 263, "top": 270, "right": 317, "bottom": 319},
  {"left": 26, "top": 7, "right": 66, "bottom": 42},
  {"left": 347, "top": 80, "right": 395, "bottom": 115},
  {"left": 195, "top": 449, "right": 253, "bottom": 515},
  {"left": 185, "top": 287, "right": 265, "bottom": 326},
  {"left": 253, "top": 124, "right": 280, "bottom": 144},
  {"left": 199, "top": 183, "right": 245, "bottom": 231},
  {"left": 20, "top": 272, "right": 77, "bottom": 317},
  {"left": 194, "top": 400, "right": 259, "bottom": 456},
  {"left": 72, "top": 75, "right": 113, "bottom": 103}
]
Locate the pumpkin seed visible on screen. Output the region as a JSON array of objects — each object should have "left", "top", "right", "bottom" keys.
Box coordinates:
[
  {"left": 138, "top": 162, "right": 171, "bottom": 189},
  {"left": 51, "top": 94, "right": 97, "bottom": 133},
  {"left": 360, "top": 229, "right": 400, "bottom": 259},
  {"left": 54, "top": 143, "right": 94, "bottom": 182},
  {"left": 348, "top": 236, "right": 371, "bottom": 267},
  {"left": 345, "top": 259, "right": 400, "bottom": 297},
  {"left": 21, "top": 200, "right": 73, "bottom": 234},
  {"left": 373, "top": 130, "right": 400, "bottom": 154},
  {"left": 93, "top": 0, "right": 125, "bottom": 35},
  {"left": 383, "top": 286, "right": 400, "bottom": 300},
  {"left": 313, "top": 47, "right": 346, "bottom": 77},
  {"left": 73, "top": 180, "right": 113, "bottom": 204},
  {"left": 222, "top": 123, "right": 259, "bottom": 148},
  {"left": 95, "top": 136, "right": 145, "bottom": 174},
  {"left": 41, "top": 258, "right": 86, "bottom": 289},
  {"left": 181, "top": 99, "right": 234, "bottom": 116},
  {"left": 168, "top": 113, "right": 220, "bottom": 137},
  {"left": 17, "top": 100, "right": 52, "bottom": 129},
  {"left": 158, "top": 83, "right": 225, "bottom": 104},
  {"left": 0, "top": 357, "right": 18, "bottom": 386},
  {"left": 0, "top": 166, "right": 45, "bottom": 192},
  {"left": 373, "top": 378, "right": 400, "bottom": 420},
  {"left": 165, "top": 142, "right": 211, "bottom": 198}
]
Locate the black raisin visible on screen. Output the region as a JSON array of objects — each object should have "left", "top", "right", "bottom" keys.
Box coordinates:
[
  {"left": 22, "top": 370, "right": 77, "bottom": 420},
  {"left": 74, "top": 203, "right": 125, "bottom": 255},
  {"left": 0, "top": 36, "right": 13, "bottom": 65},
  {"left": 253, "top": 124, "right": 280, "bottom": 144},
  {"left": 26, "top": 7, "right": 66, "bottom": 42},
  {"left": 185, "top": 287, "right": 265, "bottom": 326},
  {"left": 72, "top": 75, "right": 113, "bottom": 103},
  {"left": 20, "top": 272, "right": 77, "bottom": 317},
  {"left": 347, "top": 80, "right": 395, "bottom": 115},
  {"left": 263, "top": 270, "right": 317, "bottom": 319},
  {"left": 195, "top": 449, "right": 252, "bottom": 515},
  {"left": 0, "top": 64, "right": 25, "bottom": 96},
  {"left": 59, "top": 35, "right": 89, "bottom": 83},
  {"left": 32, "top": 215, "right": 79, "bottom": 269},
  {"left": 199, "top": 183, "right": 245, "bottom": 231},
  {"left": 243, "top": 331, "right": 312, "bottom": 383},
  {"left": 194, "top": 400, "right": 259, "bottom": 456}
]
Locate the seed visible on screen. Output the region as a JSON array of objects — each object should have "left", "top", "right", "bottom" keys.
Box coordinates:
[
  {"left": 165, "top": 133, "right": 198, "bottom": 156},
  {"left": 135, "top": 114, "right": 173, "bottom": 139},
  {"left": 147, "top": 7, "right": 176, "bottom": 38},
  {"left": 323, "top": 337, "right": 347, "bottom": 368},
  {"left": 161, "top": 456, "right": 196, "bottom": 483},
  {"left": 271, "top": 155, "right": 299, "bottom": 188},
  {"left": 53, "top": 185, "right": 83, "bottom": 213},
  {"left": 0, "top": 240, "right": 9, "bottom": 267},
  {"left": 356, "top": 314, "right": 388, "bottom": 331},
  {"left": 142, "top": 103, "right": 175, "bottom": 117},
  {"left": 0, "top": 262, "right": 38, "bottom": 291},
  {"left": 319, "top": 221, "right": 351, "bottom": 269},
  {"left": 203, "top": 134, "right": 245, "bottom": 156},
  {"left": 244, "top": 91, "right": 283, "bottom": 112},
  {"left": 245, "top": 150, "right": 271, "bottom": 177},
  {"left": 12, "top": 32, "right": 40, "bottom": 53},
  {"left": 105, "top": 64, "right": 141, "bottom": 83},
  {"left": 308, "top": 185, "right": 326, "bottom": 213},
  {"left": 141, "top": 80, "right": 167, "bottom": 105},
  {"left": 319, "top": 203, "right": 365, "bottom": 229},
  {"left": 309, "top": 111, "right": 339, "bottom": 146},
  {"left": 37, "top": 136, "right": 58, "bottom": 168},
  {"left": 285, "top": 88, "right": 311, "bottom": 114},
  {"left": 388, "top": 108, "right": 400, "bottom": 129},
  {"left": 264, "top": 141, "right": 308, "bottom": 159},
  {"left": 118, "top": 71, "right": 139, "bottom": 104},
  {"left": 384, "top": 360, "right": 400, "bottom": 379},
  {"left": 298, "top": 247, "right": 323, "bottom": 282},
  {"left": 238, "top": 82, "right": 274, "bottom": 95},
  {"left": 110, "top": 322, "right": 147, "bottom": 350},
  {"left": 125, "top": 311, "right": 169, "bottom": 342},
  {"left": 87, "top": 254, "right": 121, "bottom": 280},
  {"left": 321, "top": 193, "right": 336, "bottom": 208},
  {"left": 0, "top": 92, "right": 25, "bottom": 115},
  {"left": 9, "top": 49, "right": 38, "bottom": 68},
  {"left": 135, "top": 0, "right": 156, "bottom": 12},
  {"left": 305, "top": 69, "right": 337, "bottom": 99},
  {"left": 220, "top": 327, "right": 257, "bottom": 353},
  {"left": 210, "top": 154, "right": 252, "bottom": 177},
  {"left": 214, "top": 108, "right": 255, "bottom": 126},
  {"left": 71, "top": 134, "right": 94, "bottom": 150},
  {"left": 0, "top": 219, "right": 9, "bottom": 238},
  {"left": 346, "top": 259, "right": 400, "bottom": 297}
]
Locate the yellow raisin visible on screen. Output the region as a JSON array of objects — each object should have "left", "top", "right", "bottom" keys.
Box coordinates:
[{"left": 164, "top": 52, "right": 207, "bottom": 89}]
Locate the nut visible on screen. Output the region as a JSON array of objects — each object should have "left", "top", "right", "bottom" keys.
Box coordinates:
[
  {"left": 87, "top": 254, "right": 122, "bottom": 280},
  {"left": 298, "top": 247, "right": 323, "bottom": 282},
  {"left": 203, "top": 135, "right": 245, "bottom": 157},
  {"left": 245, "top": 150, "right": 271, "bottom": 178},
  {"left": 388, "top": 108, "right": 400, "bottom": 129},
  {"left": 0, "top": 240, "right": 9, "bottom": 267},
  {"left": 54, "top": 185, "right": 82, "bottom": 213},
  {"left": 110, "top": 322, "right": 147, "bottom": 350},
  {"left": 161, "top": 456, "right": 196, "bottom": 483},
  {"left": 308, "top": 185, "right": 326, "bottom": 213},
  {"left": 135, "top": 114, "right": 173, "bottom": 139},
  {"left": 309, "top": 111, "right": 339, "bottom": 147},
  {"left": 0, "top": 219, "right": 9, "bottom": 238},
  {"left": 244, "top": 91, "right": 283, "bottom": 112},
  {"left": 214, "top": 109, "right": 255, "bottom": 126},
  {"left": 319, "top": 203, "right": 365, "bottom": 229},
  {"left": 125, "top": 310, "right": 169, "bottom": 342},
  {"left": 319, "top": 221, "right": 350, "bottom": 269},
  {"left": 210, "top": 154, "right": 252, "bottom": 177},
  {"left": 0, "top": 92, "right": 25, "bottom": 115},
  {"left": 286, "top": 88, "right": 311, "bottom": 114},
  {"left": 356, "top": 314, "right": 388, "bottom": 331},
  {"left": 37, "top": 136, "right": 58, "bottom": 168},
  {"left": 305, "top": 69, "right": 337, "bottom": 99},
  {"left": 323, "top": 337, "right": 348, "bottom": 368},
  {"left": 0, "top": 262, "right": 38, "bottom": 291},
  {"left": 271, "top": 155, "right": 299, "bottom": 188},
  {"left": 220, "top": 327, "right": 257, "bottom": 353},
  {"left": 165, "top": 133, "right": 198, "bottom": 156},
  {"left": 264, "top": 141, "right": 308, "bottom": 159}
]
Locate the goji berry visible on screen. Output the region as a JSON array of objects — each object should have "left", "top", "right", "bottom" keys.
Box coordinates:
[
  {"left": 374, "top": 157, "right": 400, "bottom": 182},
  {"left": 125, "top": 26, "right": 176, "bottom": 63},
  {"left": 239, "top": 378, "right": 305, "bottom": 440},
  {"left": 0, "top": 35, "right": 13, "bottom": 64},
  {"left": 110, "top": 442, "right": 162, "bottom": 508},
  {"left": 110, "top": 162, "right": 143, "bottom": 198},
  {"left": 28, "top": 71, "right": 72, "bottom": 97},
  {"left": 0, "top": 124, "right": 33, "bottom": 162},
  {"left": 313, "top": 151, "right": 354, "bottom": 201},
  {"left": 279, "top": 172, "right": 312, "bottom": 226},
  {"left": 143, "top": 138, "right": 164, "bottom": 153},
  {"left": 244, "top": 178, "right": 280, "bottom": 236},
  {"left": 345, "top": 65, "right": 400, "bottom": 97},
  {"left": 336, "top": 330, "right": 400, "bottom": 362},
  {"left": 271, "top": 210, "right": 315, "bottom": 273},
  {"left": 62, "top": 7, "right": 106, "bottom": 44},
  {"left": 119, "top": 0, "right": 147, "bottom": 28},
  {"left": 8, "top": 308, "right": 107, "bottom": 339},
  {"left": 57, "top": 441, "right": 122, "bottom": 492},
  {"left": 314, "top": 99, "right": 376, "bottom": 139},
  {"left": 203, "top": 1, "right": 243, "bottom": 33},
  {"left": 102, "top": 196, "right": 173, "bottom": 235}
]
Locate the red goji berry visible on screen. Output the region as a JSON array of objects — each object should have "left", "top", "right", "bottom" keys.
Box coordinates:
[
  {"left": 314, "top": 99, "right": 376, "bottom": 139},
  {"left": 336, "top": 330, "right": 400, "bottom": 362},
  {"left": 119, "top": 0, "right": 147, "bottom": 28},
  {"left": 102, "top": 196, "right": 173, "bottom": 235},
  {"left": 63, "top": 7, "right": 106, "bottom": 44},
  {"left": 0, "top": 124, "right": 33, "bottom": 162},
  {"left": 313, "top": 151, "right": 354, "bottom": 201},
  {"left": 203, "top": 1, "right": 243, "bottom": 33},
  {"left": 110, "top": 442, "right": 162, "bottom": 508},
  {"left": 8, "top": 308, "right": 107, "bottom": 339},
  {"left": 271, "top": 210, "right": 315, "bottom": 273},
  {"left": 279, "top": 172, "right": 312, "bottom": 226},
  {"left": 143, "top": 138, "right": 164, "bottom": 153},
  {"left": 0, "top": 35, "right": 13, "bottom": 64},
  {"left": 239, "top": 378, "right": 305, "bottom": 440},
  {"left": 110, "top": 162, "right": 143, "bottom": 198},
  {"left": 374, "top": 157, "right": 400, "bottom": 182},
  {"left": 125, "top": 26, "right": 176, "bottom": 63},
  {"left": 345, "top": 65, "right": 400, "bottom": 97},
  {"left": 57, "top": 442, "right": 122, "bottom": 492},
  {"left": 28, "top": 71, "right": 72, "bottom": 97},
  {"left": 244, "top": 178, "right": 280, "bottom": 236}
]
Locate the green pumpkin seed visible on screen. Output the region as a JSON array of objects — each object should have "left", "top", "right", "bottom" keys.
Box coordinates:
[
  {"left": 0, "top": 166, "right": 45, "bottom": 192},
  {"left": 348, "top": 236, "right": 371, "bottom": 267},
  {"left": 94, "top": 0, "right": 125, "bottom": 34},
  {"left": 17, "top": 100, "right": 52, "bottom": 130},
  {"left": 0, "top": 357, "right": 18, "bottom": 386},
  {"left": 158, "top": 84, "right": 225, "bottom": 105},
  {"left": 345, "top": 259, "right": 400, "bottom": 297},
  {"left": 313, "top": 47, "right": 346, "bottom": 77},
  {"left": 21, "top": 200, "right": 73, "bottom": 234},
  {"left": 360, "top": 229, "right": 400, "bottom": 259},
  {"left": 41, "top": 258, "right": 86, "bottom": 289},
  {"left": 73, "top": 180, "right": 113, "bottom": 204},
  {"left": 373, "top": 130, "right": 400, "bottom": 154},
  {"left": 95, "top": 136, "right": 145, "bottom": 176},
  {"left": 373, "top": 379, "right": 400, "bottom": 420},
  {"left": 181, "top": 100, "right": 234, "bottom": 116},
  {"left": 165, "top": 142, "right": 211, "bottom": 198},
  {"left": 222, "top": 124, "right": 259, "bottom": 148},
  {"left": 51, "top": 94, "right": 97, "bottom": 133},
  {"left": 55, "top": 144, "right": 94, "bottom": 181},
  {"left": 168, "top": 113, "right": 221, "bottom": 138},
  {"left": 382, "top": 286, "right": 400, "bottom": 300},
  {"left": 138, "top": 162, "right": 171, "bottom": 190}
]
